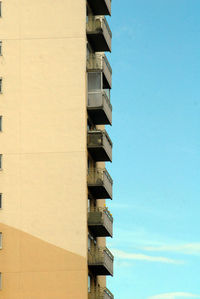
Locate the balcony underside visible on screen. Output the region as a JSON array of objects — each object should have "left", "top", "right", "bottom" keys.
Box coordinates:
[
  {"left": 88, "top": 185, "right": 112, "bottom": 199},
  {"left": 87, "top": 107, "right": 112, "bottom": 125},
  {"left": 103, "top": 73, "right": 111, "bottom": 89},
  {"left": 88, "top": 223, "right": 112, "bottom": 237},
  {"left": 87, "top": 0, "right": 111, "bottom": 16},
  {"left": 88, "top": 264, "right": 113, "bottom": 276},
  {"left": 87, "top": 32, "right": 111, "bottom": 52},
  {"left": 88, "top": 146, "right": 111, "bottom": 162}
]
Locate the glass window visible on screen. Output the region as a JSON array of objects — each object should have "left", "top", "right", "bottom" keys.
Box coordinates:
[
  {"left": 88, "top": 275, "right": 91, "bottom": 292},
  {"left": 88, "top": 73, "right": 102, "bottom": 92},
  {"left": 88, "top": 158, "right": 92, "bottom": 171},
  {"left": 0, "top": 41, "right": 2, "bottom": 55},
  {"left": 0, "top": 116, "right": 2, "bottom": 131},
  {"left": 87, "top": 47, "right": 89, "bottom": 61},
  {"left": 88, "top": 234, "right": 93, "bottom": 251},
  {"left": 0, "top": 78, "right": 2, "bottom": 93},
  {"left": 104, "top": 88, "right": 110, "bottom": 100},
  {"left": 88, "top": 236, "right": 91, "bottom": 251},
  {"left": 0, "top": 155, "right": 2, "bottom": 169},
  {"left": 87, "top": 120, "right": 92, "bottom": 131},
  {"left": 0, "top": 194, "right": 2, "bottom": 209}
]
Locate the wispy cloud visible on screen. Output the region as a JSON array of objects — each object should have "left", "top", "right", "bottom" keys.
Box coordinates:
[
  {"left": 148, "top": 292, "right": 200, "bottom": 299},
  {"left": 107, "top": 227, "right": 173, "bottom": 249},
  {"left": 142, "top": 243, "right": 200, "bottom": 256},
  {"left": 108, "top": 227, "right": 200, "bottom": 257},
  {"left": 111, "top": 249, "right": 183, "bottom": 264}
]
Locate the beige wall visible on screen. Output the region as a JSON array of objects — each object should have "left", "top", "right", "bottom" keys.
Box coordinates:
[
  {"left": 0, "top": 0, "right": 88, "bottom": 297},
  {"left": 0, "top": 223, "right": 88, "bottom": 299}
]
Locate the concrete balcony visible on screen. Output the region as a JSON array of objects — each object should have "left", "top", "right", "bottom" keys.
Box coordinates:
[
  {"left": 88, "top": 168, "right": 113, "bottom": 199},
  {"left": 88, "top": 287, "right": 114, "bottom": 299},
  {"left": 87, "top": 90, "right": 112, "bottom": 125},
  {"left": 87, "top": 130, "right": 112, "bottom": 162},
  {"left": 88, "top": 247, "right": 114, "bottom": 276},
  {"left": 87, "top": 16, "right": 112, "bottom": 52},
  {"left": 87, "top": 0, "right": 111, "bottom": 16},
  {"left": 88, "top": 207, "right": 113, "bottom": 237},
  {"left": 87, "top": 53, "right": 112, "bottom": 89}
]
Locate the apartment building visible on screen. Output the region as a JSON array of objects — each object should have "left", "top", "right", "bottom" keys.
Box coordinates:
[{"left": 0, "top": 0, "right": 113, "bottom": 298}]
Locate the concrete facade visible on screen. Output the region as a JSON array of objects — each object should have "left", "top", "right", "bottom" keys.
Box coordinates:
[{"left": 0, "top": 0, "right": 113, "bottom": 298}]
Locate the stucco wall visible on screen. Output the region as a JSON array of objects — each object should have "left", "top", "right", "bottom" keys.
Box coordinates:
[{"left": 0, "top": 0, "right": 88, "bottom": 297}]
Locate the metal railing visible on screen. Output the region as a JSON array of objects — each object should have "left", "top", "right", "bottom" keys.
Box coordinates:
[
  {"left": 87, "top": 53, "right": 112, "bottom": 75},
  {"left": 103, "top": 55, "right": 112, "bottom": 75},
  {"left": 88, "top": 287, "right": 114, "bottom": 299},
  {"left": 88, "top": 130, "right": 113, "bottom": 149},
  {"left": 88, "top": 90, "right": 112, "bottom": 111},
  {"left": 103, "top": 17, "right": 112, "bottom": 37},
  {"left": 88, "top": 168, "right": 113, "bottom": 186},
  {"left": 88, "top": 206, "right": 113, "bottom": 236},
  {"left": 87, "top": 16, "right": 112, "bottom": 51},
  {"left": 87, "top": 16, "right": 112, "bottom": 38},
  {"left": 94, "top": 206, "right": 113, "bottom": 222},
  {"left": 104, "top": 288, "right": 114, "bottom": 299},
  {"left": 88, "top": 246, "right": 114, "bottom": 275}
]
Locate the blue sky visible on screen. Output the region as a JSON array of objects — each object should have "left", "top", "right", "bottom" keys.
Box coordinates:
[{"left": 106, "top": 1, "right": 200, "bottom": 298}]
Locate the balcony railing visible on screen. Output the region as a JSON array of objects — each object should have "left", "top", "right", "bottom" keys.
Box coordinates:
[
  {"left": 88, "top": 287, "right": 114, "bottom": 299},
  {"left": 88, "top": 207, "right": 113, "bottom": 237},
  {"left": 88, "top": 247, "right": 114, "bottom": 276},
  {"left": 87, "top": 0, "right": 111, "bottom": 16},
  {"left": 88, "top": 130, "right": 112, "bottom": 162},
  {"left": 87, "top": 16, "right": 112, "bottom": 52},
  {"left": 87, "top": 53, "right": 112, "bottom": 89},
  {"left": 88, "top": 90, "right": 112, "bottom": 125},
  {"left": 88, "top": 168, "right": 113, "bottom": 199}
]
